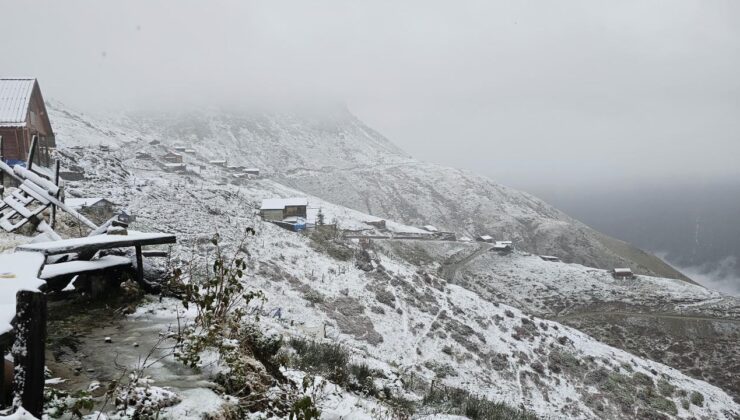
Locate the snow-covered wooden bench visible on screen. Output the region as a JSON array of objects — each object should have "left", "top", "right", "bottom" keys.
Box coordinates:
[
  {"left": 17, "top": 231, "right": 176, "bottom": 293},
  {"left": 39, "top": 255, "right": 134, "bottom": 293},
  {"left": 39, "top": 255, "right": 133, "bottom": 281},
  {"left": 1, "top": 232, "right": 176, "bottom": 414}
]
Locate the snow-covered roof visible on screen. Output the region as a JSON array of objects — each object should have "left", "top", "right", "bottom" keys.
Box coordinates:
[
  {"left": 478, "top": 235, "right": 493, "bottom": 240},
  {"left": 66, "top": 197, "right": 112, "bottom": 209},
  {"left": 422, "top": 225, "right": 438, "bottom": 232},
  {"left": 0, "top": 78, "right": 35, "bottom": 127},
  {"left": 613, "top": 268, "right": 633, "bottom": 273},
  {"left": 260, "top": 197, "right": 308, "bottom": 210}
]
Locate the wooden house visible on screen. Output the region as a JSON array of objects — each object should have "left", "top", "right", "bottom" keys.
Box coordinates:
[
  {"left": 161, "top": 152, "right": 183, "bottom": 164},
  {"left": 260, "top": 197, "right": 308, "bottom": 221},
  {"left": 366, "top": 219, "right": 386, "bottom": 229},
  {"left": 244, "top": 168, "right": 260, "bottom": 176},
  {"left": 493, "top": 240, "right": 514, "bottom": 253},
  {"left": 476, "top": 235, "right": 494, "bottom": 243},
  {"left": 422, "top": 225, "right": 439, "bottom": 232},
  {"left": 540, "top": 255, "right": 561, "bottom": 263},
  {"left": 0, "top": 78, "right": 55, "bottom": 165},
  {"left": 65, "top": 198, "right": 117, "bottom": 224},
  {"left": 612, "top": 268, "right": 635, "bottom": 279}
]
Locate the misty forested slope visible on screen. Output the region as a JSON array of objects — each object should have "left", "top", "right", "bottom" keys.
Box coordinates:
[{"left": 111, "top": 105, "right": 688, "bottom": 281}]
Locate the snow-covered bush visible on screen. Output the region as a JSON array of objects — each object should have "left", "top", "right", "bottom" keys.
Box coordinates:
[
  {"left": 44, "top": 388, "right": 94, "bottom": 419},
  {"left": 170, "top": 229, "right": 295, "bottom": 416}
]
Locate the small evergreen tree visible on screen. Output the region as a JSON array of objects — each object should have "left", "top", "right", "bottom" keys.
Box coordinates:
[{"left": 316, "top": 208, "right": 325, "bottom": 226}]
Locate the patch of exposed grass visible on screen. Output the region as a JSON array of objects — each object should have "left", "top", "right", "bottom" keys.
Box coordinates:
[{"left": 422, "top": 385, "right": 537, "bottom": 420}]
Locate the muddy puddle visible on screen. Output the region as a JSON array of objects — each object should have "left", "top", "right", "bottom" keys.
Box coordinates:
[{"left": 45, "top": 293, "right": 220, "bottom": 415}]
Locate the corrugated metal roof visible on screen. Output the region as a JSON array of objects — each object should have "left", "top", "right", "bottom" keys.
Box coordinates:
[{"left": 0, "top": 78, "right": 35, "bottom": 127}]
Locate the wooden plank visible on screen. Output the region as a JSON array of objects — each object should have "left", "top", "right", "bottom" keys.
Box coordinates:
[
  {"left": 133, "top": 245, "right": 160, "bottom": 294},
  {"left": 0, "top": 135, "right": 4, "bottom": 188},
  {"left": 0, "top": 329, "right": 9, "bottom": 407},
  {"left": 17, "top": 232, "right": 177, "bottom": 256},
  {"left": 2, "top": 196, "right": 33, "bottom": 219},
  {"left": 142, "top": 250, "right": 168, "bottom": 257},
  {"left": 11, "top": 290, "right": 46, "bottom": 418},
  {"left": 20, "top": 180, "right": 96, "bottom": 230},
  {"left": 135, "top": 245, "right": 144, "bottom": 284},
  {"left": 0, "top": 353, "right": 6, "bottom": 407},
  {"left": 51, "top": 160, "right": 60, "bottom": 229},
  {"left": 40, "top": 255, "right": 132, "bottom": 280},
  {"left": 0, "top": 211, "right": 24, "bottom": 232},
  {"left": 11, "top": 190, "right": 33, "bottom": 205},
  {"left": 19, "top": 182, "right": 50, "bottom": 205}
]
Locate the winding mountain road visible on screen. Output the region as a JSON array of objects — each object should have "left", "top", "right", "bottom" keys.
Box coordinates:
[{"left": 440, "top": 244, "right": 492, "bottom": 282}]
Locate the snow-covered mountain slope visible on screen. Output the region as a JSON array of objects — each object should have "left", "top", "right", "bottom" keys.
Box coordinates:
[
  {"left": 379, "top": 238, "right": 740, "bottom": 404},
  {"left": 15, "top": 109, "right": 737, "bottom": 419},
  {"left": 83, "top": 104, "right": 689, "bottom": 282}
]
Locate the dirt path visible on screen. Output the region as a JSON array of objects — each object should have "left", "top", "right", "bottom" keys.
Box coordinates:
[{"left": 440, "top": 244, "right": 492, "bottom": 282}]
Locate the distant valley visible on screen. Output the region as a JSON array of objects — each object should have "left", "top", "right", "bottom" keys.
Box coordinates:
[{"left": 535, "top": 181, "right": 740, "bottom": 296}]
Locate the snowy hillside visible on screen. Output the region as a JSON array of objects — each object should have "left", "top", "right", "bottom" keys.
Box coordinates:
[
  {"left": 4, "top": 105, "right": 733, "bottom": 419},
  {"left": 91, "top": 104, "right": 689, "bottom": 282}
]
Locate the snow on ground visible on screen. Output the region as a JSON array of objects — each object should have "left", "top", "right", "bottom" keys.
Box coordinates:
[
  {"left": 1, "top": 105, "right": 733, "bottom": 418},
  {"left": 455, "top": 249, "right": 739, "bottom": 317}
]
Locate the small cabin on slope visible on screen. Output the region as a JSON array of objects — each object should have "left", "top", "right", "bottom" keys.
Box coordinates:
[
  {"left": 477, "top": 235, "right": 494, "bottom": 243},
  {"left": 66, "top": 197, "right": 118, "bottom": 224},
  {"left": 0, "top": 78, "right": 55, "bottom": 166},
  {"left": 612, "top": 268, "right": 635, "bottom": 279},
  {"left": 161, "top": 152, "right": 183, "bottom": 164},
  {"left": 260, "top": 197, "right": 308, "bottom": 221}
]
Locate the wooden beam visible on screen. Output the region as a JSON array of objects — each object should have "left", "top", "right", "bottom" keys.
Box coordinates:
[
  {"left": 11, "top": 290, "right": 46, "bottom": 418},
  {"left": 133, "top": 245, "right": 160, "bottom": 293},
  {"left": 135, "top": 245, "right": 144, "bottom": 284},
  {"left": 51, "top": 160, "right": 60, "bottom": 229},
  {"left": 0, "top": 135, "right": 4, "bottom": 191},
  {"left": 26, "top": 136, "right": 37, "bottom": 172},
  {"left": 0, "top": 336, "right": 7, "bottom": 407},
  {"left": 20, "top": 180, "right": 97, "bottom": 230}
]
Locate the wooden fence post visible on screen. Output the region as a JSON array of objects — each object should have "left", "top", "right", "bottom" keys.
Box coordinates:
[
  {"left": 26, "top": 136, "right": 37, "bottom": 172},
  {"left": 0, "top": 135, "right": 4, "bottom": 191},
  {"left": 11, "top": 290, "right": 46, "bottom": 418},
  {"left": 51, "top": 160, "right": 61, "bottom": 228},
  {"left": 0, "top": 347, "right": 6, "bottom": 408}
]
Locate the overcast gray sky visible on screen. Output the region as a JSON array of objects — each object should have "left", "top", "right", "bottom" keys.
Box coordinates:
[{"left": 1, "top": 0, "right": 739, "bottom": 190}]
